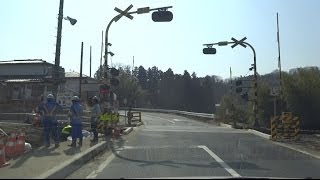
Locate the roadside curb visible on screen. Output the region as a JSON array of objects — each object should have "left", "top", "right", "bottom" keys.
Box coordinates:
[
  {"left": 248, "top": 129, "right": 320, "bottom": 160},
  {"left": 248, "top": 129, "right": 270, "bottom": 139},
  {"left": 219, "top": 123, "right": 232, "bottom": 128},
  {"left": 272, "top": 141, "right": 320, "bottom": 160},
  {"left": 136, "top": 122, "right": 143, "bottom": 127},
  {"left": 35, "top": 141, "right": 108, "bottom": 179},
  {"left": 123, "top": 127, "right": 133, "bottom": 135}
]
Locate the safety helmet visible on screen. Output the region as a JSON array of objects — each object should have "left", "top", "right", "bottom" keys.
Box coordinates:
[
  {"left": 71, "top": 96, "right": 80, "bottom": 102},
  {"left": 92, "top": 96, "right": 99, "bottom": 102},
  {"left": 47, "top": 94, "right": 54, "bottom": 99}
]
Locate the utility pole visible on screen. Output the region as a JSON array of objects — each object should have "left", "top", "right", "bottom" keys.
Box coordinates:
[
  {"left": 90, "top": 46, "right": 92, "bottom": 78},
  {"left": 79, "top": 42, "right": 83, "bottom": 98},
  {"left": 230, "top": 67, "right": 234, "bottom": 125},
  {"left": 100, "top": 30, "right": 103, "bottom": 79},
  {"left": 277, "top": 12, "right": 283, "bottom": 113},
  {"left": 53, "top": 0, "right": 64, "bottom": 97},
  {"left": 132, "top": 56, "right": 135, "bottom": 75}
]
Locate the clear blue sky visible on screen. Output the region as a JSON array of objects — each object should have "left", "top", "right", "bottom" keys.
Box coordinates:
[{"left": 1, "top": 0, "right": 320, "bottom": 79}]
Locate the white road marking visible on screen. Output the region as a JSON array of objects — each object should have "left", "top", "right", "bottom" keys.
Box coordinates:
[
  {"left": 86, "top": 153, "right": 116, "bottom": 179},
  {"left": 173, "top": 119, "right": 185, "bottom": 122},
  {"left": 144, "top": 114, "right": 175, "bottom": 124},
  {"left": 198, "top": 145, "right": 241, "bottom": 178}
]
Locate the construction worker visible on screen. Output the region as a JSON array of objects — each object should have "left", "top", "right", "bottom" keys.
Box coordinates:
[
  {"left": 90, "top": 96, "right": 101, "bottom": 142},
  {"left": 41, "top": 94, "right": 63, "bottom": 148},
  {"left": 68, "top": 96, "right": 83, "bottom": 147},
  {"left": 61, "top": 124, "right": 72, "bottom": 141}
]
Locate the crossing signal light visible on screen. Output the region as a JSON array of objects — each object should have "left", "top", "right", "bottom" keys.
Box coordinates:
[
  {"left": 236, "top": 87, "right": 242, "bottom": 93},
  {"left": 203, "top": 48, "right": 216, "bottom": 54},
  {"left": 152, "top": 11, "right": 173, "bottom": 22},
  {"left": 236, "top": 80, "right": 242, "bottom": 86},
  {"left": 110, "top": 78, "right": 120, "bottom": 86},
  {"left": 241, "top": 93, "right": 249, "bottom": 101},
  {"left": 100, "top": 84, "right": 110, "bottom": 94},
  {"left": 110, "top": 68, "right": 120, "bottom": 76}
]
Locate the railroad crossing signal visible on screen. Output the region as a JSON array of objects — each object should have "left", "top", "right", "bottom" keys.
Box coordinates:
[
  {"left": 114, "top": 4, "right": 134, "bottom": 22},
  {"left": 231, "top": 37, "right": 247, "bottom": 48},
  {"left": 152, "top": 10, "right": 173, "bottom": 22}
]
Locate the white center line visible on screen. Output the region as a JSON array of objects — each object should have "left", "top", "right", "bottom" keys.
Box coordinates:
[{"left": 198, "top": 145, "right": 241, "bottom": 178}]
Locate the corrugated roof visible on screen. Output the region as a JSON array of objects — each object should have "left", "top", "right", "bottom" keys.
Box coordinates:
[
  {"left": 0, "top": 59, "right": 51, "bottom": 65},
  {"left": 65, "top": 71, "right": 90, "bottom": 78},
  {"left": 5, "top": 79, "right": 44, "bottom": 83}
]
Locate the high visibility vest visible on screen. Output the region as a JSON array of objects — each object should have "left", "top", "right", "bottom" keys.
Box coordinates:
[
  {"left": 62, "top": 125, "right": 72, "bottom": 135},
  {"left": 43, "top": 104, "right": 57, "bottom": 117},
  {"left": 111, "top": 113, "right": 119, "bottom": 122},
  {"left": 100, "top": 113, "right": 112, "bottom": 122}
]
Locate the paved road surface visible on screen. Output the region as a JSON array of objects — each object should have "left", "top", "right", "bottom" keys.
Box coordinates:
[{"left": 81, "top": 112, "right": 320, "bottom": 179}]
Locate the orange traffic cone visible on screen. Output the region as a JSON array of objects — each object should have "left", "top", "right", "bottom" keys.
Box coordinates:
[
  {"left": 16, "top": 128, "right": 26, "bottom": 156},
  {"left": 5, "top": 130, "right": 17, "bottom": 159},
  {"left": 0, "top": 136, "right": 10, "bottom": 168}
]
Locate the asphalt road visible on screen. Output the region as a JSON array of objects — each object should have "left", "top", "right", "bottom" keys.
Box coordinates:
[{"left": 83, "top": 112, "right": 320, "bottom": 179}]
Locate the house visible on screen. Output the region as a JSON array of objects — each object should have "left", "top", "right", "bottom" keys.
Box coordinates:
[
  {"left": 0, "top": 59, "right": 65, "bottom": 112},
  {"left": 64, "top": 71, "right": 102, "bottom": 103},
  {"left": 0, "top": 59, "right": 65, "bottom": 102}
]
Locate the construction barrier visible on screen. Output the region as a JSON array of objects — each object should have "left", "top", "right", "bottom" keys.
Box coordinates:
[
  {"left": 5, "top": 130, "right": 17, "bottom": 158},
  {"left": 97, "top": 113, "right": 120, "bottom": 137},
  {"left": 270, "top": 116, "right": 278, "bottom": 140},
  {"left": 129, "top": 112, "right": 142, "bottom": 122},
  {"left": 0, "top": 136, "right": 10, "bottom": 168},
  {"left": 270, "top": 112, "right": 300, "bottom": 141},
  {"left": 15, "top": 128, "right": 26, "bottom": 155}
]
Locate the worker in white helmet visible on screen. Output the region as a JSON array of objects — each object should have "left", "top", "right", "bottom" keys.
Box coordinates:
[
  {"left": 68, "top": 96, "right": 83, "bottom": 147},
  {"left": 40, "top": 94, "right": 63, "bottom": 148},
  {"left": 90, "top": 96, "right": 101, "bottom": 143}
]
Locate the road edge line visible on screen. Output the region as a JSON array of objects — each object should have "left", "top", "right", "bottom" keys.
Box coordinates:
[{"left": 248, "top": 129, "right": 270, "bottom": 139}]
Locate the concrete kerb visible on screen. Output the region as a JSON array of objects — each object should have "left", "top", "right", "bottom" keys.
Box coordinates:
[
  {"left": 220, "top": 123, "right": 232, "bottom": 128},
  {"left": 36, "top": 126, "right": 136, "bottom": 179},
  {"left": 247, "top": 129, "right": 270, "bottom": 139},
  {"left": 35, "top": 141, "right": 108, "bottom": 179},
  {"left": 123, "top": 127, "right": 133, "bottom": 135}
]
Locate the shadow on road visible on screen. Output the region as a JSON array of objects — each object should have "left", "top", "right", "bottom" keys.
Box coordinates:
[{"left": 109, "top": 144, "right": 269, "bottom": 171}]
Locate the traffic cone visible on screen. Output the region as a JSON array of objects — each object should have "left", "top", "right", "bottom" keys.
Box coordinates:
[
  {"left": 0, "top": 136, "right": 10, "bottom": 168},
  {"left": 5, "top": 130, "right": 17, "bottom": 159},
  {"left": 15, "top": 128, "right": 26, "bottom": 156}
]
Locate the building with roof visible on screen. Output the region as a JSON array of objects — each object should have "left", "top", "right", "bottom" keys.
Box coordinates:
[
  {"left": 0, "top": 59, "right": 65, "bottom": 111},
  {"left": 64, "top": 71, "right": 102, "bottom": 103}
]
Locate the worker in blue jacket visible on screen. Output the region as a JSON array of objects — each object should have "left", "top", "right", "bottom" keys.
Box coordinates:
[
  {"left": 41, "top": 94, "right": 63, "bottom": 148},
  {"left": 68, "top": 96, "right": 83, "bottom": 147}
]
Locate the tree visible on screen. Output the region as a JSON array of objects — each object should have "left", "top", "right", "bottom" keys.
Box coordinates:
[
  {"left": 137, "top": 66, "right": 147, "bottom": 89},
  {"left": 283, "top": 67, "right": 320, "bottom": 129}
]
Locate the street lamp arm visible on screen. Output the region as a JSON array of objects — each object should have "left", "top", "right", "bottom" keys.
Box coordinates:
[
  {"left": 127, "top": 6, "right": 173, "bottom": 15},
  {"left": 104, "top": 14, "right": 121, "bottom": 73},
  {"left": 242, "top": 42, "right": 256, "bottom": 60}
]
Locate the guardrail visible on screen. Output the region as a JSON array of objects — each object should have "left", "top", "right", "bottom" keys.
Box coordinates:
[{"left": 119, "top": 107, "right": 215, "bottom": 120}]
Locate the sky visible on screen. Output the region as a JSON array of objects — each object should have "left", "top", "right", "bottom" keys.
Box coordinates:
[{"left": 1, "top": 0, "right": 320, "bottom": 79}]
